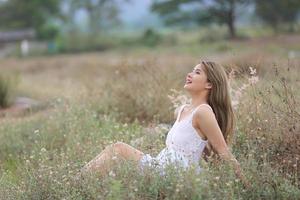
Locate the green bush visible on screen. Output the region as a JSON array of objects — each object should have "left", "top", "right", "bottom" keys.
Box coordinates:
[
  {"left": 141, "top": 28, "right": 161, "bottom": 47},
  {"left": 0, "top": 74, "right": 15, "bottom": 108},
  {"left": 55, "top": 33, "right": 116, "bottom": 53}
]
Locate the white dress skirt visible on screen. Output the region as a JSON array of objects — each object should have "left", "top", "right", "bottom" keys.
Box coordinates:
[
  {"left": 138, "top": 104, "right": 212, "bottom": 176},
  {"left": 138, "top": 146, "right": 203, "bottom": 176}
]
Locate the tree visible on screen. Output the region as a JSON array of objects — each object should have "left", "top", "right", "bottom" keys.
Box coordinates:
[
  {"left": 255, "top": 0, "right": 300, "bottom": 32},
  {"left": 0, "top": 0, "right": 60, "bottom": 38},
  {"left": 152, "top": 0, "right": 249, "bottom": 39},
  {"left": 65, "top": 0, "right": 130, "bottom": 34}
]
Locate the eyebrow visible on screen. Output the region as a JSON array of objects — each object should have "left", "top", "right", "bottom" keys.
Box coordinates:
[{"left": 193, "top": 68, "right": 202, "bottom": 71}]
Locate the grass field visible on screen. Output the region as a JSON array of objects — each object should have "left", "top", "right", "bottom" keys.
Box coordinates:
[{"left": 0, "top": 33, "right": 299, "bottom": 199}]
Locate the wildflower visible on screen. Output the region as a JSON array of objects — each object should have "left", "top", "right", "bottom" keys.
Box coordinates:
[
  {"left": 41, "top": 148, "right": 46, "bottom": 152},
  {"left": 249, "top": 67, "right": 257, "bottom": 75},
  {"left": 226, "top": 182, "right": 231, "bottom": 186},
  {"left": 248, "top": 76, "right": 259, "bottom": 85},
  {"left": 168, "top": 89, "right": 190, "bottom": 109},
  {"left": 228, "top": 69, "right": 236, "bottom": 81},
  {"left": 109, "top": 170, "right": 116, "bottom": 177},
  {"left": 112, "top": 156, "right": 117, "bottom": 160}
]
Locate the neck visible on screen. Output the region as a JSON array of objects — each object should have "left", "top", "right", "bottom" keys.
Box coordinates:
[{"left": 189, "top": 91, "right": 208, "bottom": 107}]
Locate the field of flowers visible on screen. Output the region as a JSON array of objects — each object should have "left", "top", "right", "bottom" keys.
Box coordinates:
[{"left": 0, "top": 35, "right": 299, "bottom": 199}]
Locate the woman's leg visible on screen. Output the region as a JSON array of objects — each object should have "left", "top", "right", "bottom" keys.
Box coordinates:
[{"left": 80, "top": 141, "right": 144, "bottom": 176}]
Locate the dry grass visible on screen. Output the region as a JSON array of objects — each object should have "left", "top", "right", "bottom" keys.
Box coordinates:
[{"left": 0, "top": 35, "right": 299, "bottom": 199}]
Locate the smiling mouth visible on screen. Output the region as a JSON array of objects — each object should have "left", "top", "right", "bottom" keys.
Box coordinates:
[{"left": 186, "top": 79, "right": 192, "bottom": 84}]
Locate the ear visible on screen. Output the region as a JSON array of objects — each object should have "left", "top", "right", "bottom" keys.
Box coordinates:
[{"left": 205, "top": 82, "right": 212, "bottom": 89}]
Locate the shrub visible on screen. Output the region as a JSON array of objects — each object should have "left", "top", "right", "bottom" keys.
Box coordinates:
[
  {"left": 234, "top": 62, "right": 300, "bottom": 185},
  {"left": 141, "top": 28, "right": 161, "bottom": 47},
  {"left": 95, "top": 60, "right": 182, "bottom": 124},
  {"left": 0, "top": 74, "right": 15, "bottom": 109}
]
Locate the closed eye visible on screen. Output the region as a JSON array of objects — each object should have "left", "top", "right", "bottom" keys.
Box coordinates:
[{"left": 193, "top": 70, "right": 201, "bottom": 74}]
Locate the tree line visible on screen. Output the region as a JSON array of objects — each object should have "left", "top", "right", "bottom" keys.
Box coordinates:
[
  {"left": 152, "top": 0, "right": 300, "bottom": 38},
  {"left": 0, "top": 0, "right": 299, "bottom": 40}
]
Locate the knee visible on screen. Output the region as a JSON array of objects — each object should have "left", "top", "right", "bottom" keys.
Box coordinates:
[
  {"left": 106, "top": 141, "right": 125, "bottom": 153},
  {"left": 113, "top": 141, "right": 125, "bottom": 151}
]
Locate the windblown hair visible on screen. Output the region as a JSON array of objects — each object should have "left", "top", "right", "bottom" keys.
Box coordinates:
[{"left": 201, "top": 61, "right": 234, "bottom": 144}]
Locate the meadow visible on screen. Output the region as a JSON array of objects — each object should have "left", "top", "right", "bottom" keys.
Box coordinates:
[{"left": 0, "top": 32, "right": 299, "bottom": 199}]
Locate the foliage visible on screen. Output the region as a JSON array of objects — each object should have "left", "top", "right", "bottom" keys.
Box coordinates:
[
  {"left": 0, "top": 71, "right": 299, "bottom": 198},
  {"left": 63, "top": 0, "right": 130, "bottom": 33},
  {"left": 255, "top": 0, "right": 300, "bottom": 32},
  {"left": 37, "top": 24, "right": 60, "bottom": 40},
  {"left": 55, "top": 32, "right": 121, "bottom": 53},
  {"left": 0, "top": 0, "right": 60, "bottom": 39},
  {"left": 141, "top": 28, "right": 161, "bottom": 47},
  {"left": 0, "top": 36, "right": 300, "bottom": 199},
  {"left": 0, "top": 74, "right": 17, "bottom": 109},
  {"left": 151, "top": 0, "right": 249, "bottom": 38}
]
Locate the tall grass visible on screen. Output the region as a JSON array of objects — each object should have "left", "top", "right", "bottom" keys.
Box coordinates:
[
  {"left": 235, "top": 62, "right": 300, "bottom": 185},
  {"left": 0, "top": 93, "right": 299, "bottom": 199},
  {"left": 0, "top": 48, "right": 299, "bottom": 198},
  {"left": 87, "top": 58, "right": 192, "bottom": 124}
]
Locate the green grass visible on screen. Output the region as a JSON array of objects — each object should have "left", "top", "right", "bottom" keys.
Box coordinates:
[
  {"left": 0, "top": 34, "right": 300, "bottom": 199},
  {"left": 0, "top": 96, "right": 299, "bottom": 199}
]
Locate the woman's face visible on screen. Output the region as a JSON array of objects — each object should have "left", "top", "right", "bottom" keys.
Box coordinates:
[{"left": 183, "top": 63, "right": 211, "bottom": 92}]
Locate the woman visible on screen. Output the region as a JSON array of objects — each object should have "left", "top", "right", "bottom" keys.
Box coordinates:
[{"left": 80, "top": 61, "right": 249, "bottom": 187}]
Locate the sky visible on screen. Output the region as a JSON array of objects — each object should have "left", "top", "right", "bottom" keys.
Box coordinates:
[
  {"left": 120, "top": 0, "right": 152, "bottom": 24},
  {"left": 116, "top": 0, "right": 162, "bottom": 29},
  {"left": 72, "top": 0, "right": 161, "bottom": 31}
]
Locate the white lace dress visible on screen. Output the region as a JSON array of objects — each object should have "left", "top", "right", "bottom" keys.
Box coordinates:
[{"left": 139, "top": 104, "right": 211, "bottom": 175}]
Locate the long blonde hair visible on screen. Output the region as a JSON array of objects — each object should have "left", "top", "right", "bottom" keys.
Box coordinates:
[{"left": 201, "top": 61, "right": 234, "bottom": 143}]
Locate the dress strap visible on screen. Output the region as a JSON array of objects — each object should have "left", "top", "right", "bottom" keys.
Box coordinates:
[{"left": 176, "top": 104, "right": 187, "bottom": 122}]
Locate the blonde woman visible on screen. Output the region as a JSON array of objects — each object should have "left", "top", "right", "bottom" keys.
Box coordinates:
[{"left": 80, "top": 61, "right": 249, "bottom": 188}]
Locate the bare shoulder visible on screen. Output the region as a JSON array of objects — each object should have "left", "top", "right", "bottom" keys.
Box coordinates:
[{"left": 193, "top": 105, "right": 217, "bottom": 125}]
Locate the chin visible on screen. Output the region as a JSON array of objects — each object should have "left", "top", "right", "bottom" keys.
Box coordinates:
[{"left": 183, "top": 83, "right": 192, "bottom": 91}]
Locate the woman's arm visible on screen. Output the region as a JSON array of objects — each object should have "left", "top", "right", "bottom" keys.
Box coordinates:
[{"left": 194, "top": 106, "right": 250, "bottom": 188}]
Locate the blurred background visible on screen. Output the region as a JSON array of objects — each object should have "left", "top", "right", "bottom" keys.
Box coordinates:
[
  {"left": 0, "top": 0, "right": 299, "bottom": 56},
  {"left": 0, "top": 1, "right": 300, "bottom": 199}
]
